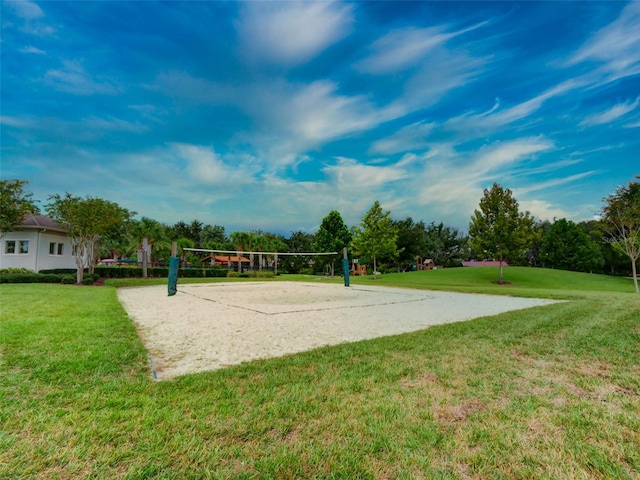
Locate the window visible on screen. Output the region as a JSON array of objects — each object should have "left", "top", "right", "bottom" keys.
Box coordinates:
[
  {"left": 49, "top": 242, "right": 65, "bottom": 256},
  {"left": 4, "top": 240, "right": 28, "bottom": 254},
  {"left": 5, "top": 241, "right": 16, "bottom": 254}
]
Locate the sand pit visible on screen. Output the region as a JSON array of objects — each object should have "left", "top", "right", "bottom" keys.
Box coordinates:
[{"left": 117, "top": 281, "right": 558, "bottom": 380}]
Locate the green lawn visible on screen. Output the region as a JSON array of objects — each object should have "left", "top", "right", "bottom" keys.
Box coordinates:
[{"left": 1, "top": 268, "right": 639, "bottom": 479}]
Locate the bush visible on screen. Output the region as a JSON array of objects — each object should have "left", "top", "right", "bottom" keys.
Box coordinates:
[
  {"left": 61, "top": 275, "right": 76, "bottom": 284},
  {"left": 0, "top": 268, "right": 34, "bottom": 275},
  {"left": 0, "top": 273, "right": 63, "bottom": 284},
  {"left": 39, "top": 268, "right": 77, "bottom": 275}
]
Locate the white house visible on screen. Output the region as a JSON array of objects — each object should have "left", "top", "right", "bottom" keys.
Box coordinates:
[{"left": 0, "top": 215, "right": 77, "bottom": 272}]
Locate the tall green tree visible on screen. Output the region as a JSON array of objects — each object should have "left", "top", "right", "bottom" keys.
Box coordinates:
[
  {"left": 423, "top": 222, "right": 468, "bottom": 267},
  {"left": 46, "top": 194, "right": 134, "bottom": 284},
  {"left": 0, "top": 179, "right": 40, "bottom": 236},
  {"left": 352, "top": 201, "right": 399, "bottom": 280},
  {"left": 127, "top": 217, "right": 172, "bottom": 264},
  {"left": 287, "top": 230, "right": 316, "bottom": 274},
  {"left": 468, "top": 183, "right": 537, "bottom": 284},
  {"left": 200, "top": 225, "right": 227, "bottom": 250},
  {"left": 540, "top": 218, "right": 603, "bottom": 273},
  {"left": 392, "top": 217, "right": 424, "bottom": 272},
  {"left": 313, "top": 210, "right": 352, "bottom": 276},
  {"left": 601, "top": 178, "right": 640, "bottom": 293},
  {"left": 580, "top": 219, "right": 628, "bottom": 275}
]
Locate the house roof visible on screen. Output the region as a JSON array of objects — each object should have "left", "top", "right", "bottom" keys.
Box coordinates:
[
  {"left": 462, "top": 261, "right": 508, "bottom": 267},
  {"left": 201, "top": 254, "right": 251, "bottom": 263},
  {"left": 18, "top": 215, "right": 68, "bottom": 233}
]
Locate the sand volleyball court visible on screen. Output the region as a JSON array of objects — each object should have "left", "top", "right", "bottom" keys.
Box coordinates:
[{"left": 118, "top": 281, "right": 558, "bottom": 380}]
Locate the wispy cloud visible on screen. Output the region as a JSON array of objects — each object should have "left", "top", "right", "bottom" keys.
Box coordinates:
[
  {"left": 356, "top": 21, "right": 488, "bottom": 74},
  {"left": 323, "top": 156, "right": 409, "bottom": 189},
  {"left": 446, "top": 80, "right": 580, "bottom": 135},
  {"left": 236, "top": 0, "right": 353, "bottom": 66},
  {"left": 568, "top": 2, "right": 640, "bottom": 85},
  {"left": 515, "top": 171, "right": 597, "bottom": 196},
  {"left": 170, "top": 144, "right": 256, "bottom": 188},
  {"left": 369, "top": 121, "right": 436, "bottom": 155},
  {"left": 20, "top": 45, "right": 46, "bottom": 55},
  {"left": 579, "top": 97, "right": 640, "bottom": 127},
  {"left": 45, "top": 60, "right": 120, "bottom": 95},
  {"left": 470, "top": 136, "right": 555, "bottom": 176},
  {"left": 4, "top": 0, "right": 55, "bottom": 35}
]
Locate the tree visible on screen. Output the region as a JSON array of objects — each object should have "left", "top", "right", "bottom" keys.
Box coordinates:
[
  {"left": 468, "top": 183, "right": 537, "bottom": 284},
  {"left": 540, "top": 218, "right": 603, "bottom": 273},
  {"left": 46, "top": 194, "right": 134, "bottom": 284},
  {"left": 352, "top": 201, "right": 399, "bottom": 280},
  {"left": 392, "top": 218, "right": 424, "bottom": 272},
  {"left": 0, "top": 179, "right": 40, "bottom": 237},
  {"left": 423, "top": 222, "right": 468, "bottom": 267},
  {"left": 601, "top": 179, "right": 640, "bottom": 293},
  {"left": 580, "top": 219, "right": 628, "bottom": 275},
  {"left": 127, "top": 217, "right": 172, "bottom": 265},
  {"left": 313, "top": 210, "right": 352, "bottom": 276},
  {"left": 287, "top": 230, "right": 315, "bottom": 274},
  {"left": 200, "top": 225, "right": 227, "bottom": 250}
]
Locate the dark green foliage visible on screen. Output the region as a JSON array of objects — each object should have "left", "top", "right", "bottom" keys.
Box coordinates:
[
  {"left": 601, "top": 178, "right": 640, "bottom": 293},
  {"left": 423, "top": 221, "right": 469, "bottom": 267},
  {"left": 0, "top": 273, "right": 64, "bottom": 284},
  {"left": 392, "top": 217, "right": 425, "bottom": 271},
  {"left": 352, "top": 201, "right": 399, "bottom": 279},
  {"left": 469, "top": 183, "right": 537, "bottom": 283},
  {"left": 0, "top": 179, "right": 40, "bottom": 233},
  {"left": 313, "top": 210, "right": 352, "bottom": 276},
  {"left": 540, "top": 218, "right": 604, "bottom": 272}
]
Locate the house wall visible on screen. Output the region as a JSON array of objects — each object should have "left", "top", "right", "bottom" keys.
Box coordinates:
[{"left": 1, "top": 230, "right": 77, "bottom": 272}]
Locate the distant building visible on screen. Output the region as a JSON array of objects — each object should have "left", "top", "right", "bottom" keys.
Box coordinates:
[
  {"left": 0, "top": 215, "right": 77, "bottom": 272},
  {"left": 462, "top": 260, "right": 508, "bottom": 267}
]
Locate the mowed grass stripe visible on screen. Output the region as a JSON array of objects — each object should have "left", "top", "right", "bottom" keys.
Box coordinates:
[{"left": 1, "top": 268, "right": 639, "bottom": 479}]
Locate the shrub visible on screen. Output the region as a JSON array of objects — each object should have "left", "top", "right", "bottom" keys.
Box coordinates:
[
  {"left": 0, "top": 273, "right": 63, "bottom": 284},
  {"left": 61, "top": 275, "right": 76, "bottom": 284},
  {"left": 0, "top": 268, "right": 34, "bottom": 275}
]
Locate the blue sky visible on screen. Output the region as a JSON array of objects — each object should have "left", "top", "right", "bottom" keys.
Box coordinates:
[{"left": 2, "top": 1, "right": 639, "bottom": 235}]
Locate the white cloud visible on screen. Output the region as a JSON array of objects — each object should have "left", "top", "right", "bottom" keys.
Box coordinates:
[
  {"left": 471, "top": 136, "right": 555, "bottom": 175},
  {"left": 369, "top": 121, "right": 436, "bottom": 155},
  {"left": 170, "top": 144, "right": 256, "bottom": 188},
  {"left": 237, "top": 0, "right": 353, "bottom": 66},
  {"left": 6, "top": 0, "right": 44, "bottom": 20},
  {"left": 446, "top": 80, "right": 580, "bottom": 135},
  {"left": 356, "top": 26, "right": 454, "bottom": 74},
  {"left": 45, "top": 60, "right": 119, "bottom": 95},
  {"left": 515, "top": 171, "right": 597, "bottom": 196},
  {"left": 322, "top": 156, "right": 409, "bottom": 189},
  {"left": 4, "top": 0, "right": 55, "bottom": 36},
  {"left": 579, "top": 97, "right": 640, "bottom": 127},
  {"left": 517, "top": 199, "right": 570, "bottom": 222},
  {"left": 356, "top": 22, "right": 488, "bottom": 74},
  {"left": 20, "top": 46, "right": 46, "bottom": 55},
  {"left": 0, "top": 115, "right": 31, "bottom": 128},
  {"left": 568, "top": 2, "right": 640, "bottom": 77}
]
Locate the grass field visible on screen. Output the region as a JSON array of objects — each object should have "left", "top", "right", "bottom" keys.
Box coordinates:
[{"left": 1, "top": 267, "right": 639, "bottom": 479}]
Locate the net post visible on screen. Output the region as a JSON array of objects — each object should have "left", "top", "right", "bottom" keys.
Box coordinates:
[
  {"left": 342, "top": 247, "right": 350, "bottom": 287},
  {"left": 168, "top": 242, "right": 178, "bottom": 296}
]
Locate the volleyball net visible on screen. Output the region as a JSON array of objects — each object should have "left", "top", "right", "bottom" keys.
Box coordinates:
[{"left": 168, "top": 247, "right": 350, "bottom": 295}]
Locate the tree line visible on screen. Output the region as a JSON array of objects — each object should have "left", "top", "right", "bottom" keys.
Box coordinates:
[{"left": 1, "top": 177, "right": 638, "bottom": 292}]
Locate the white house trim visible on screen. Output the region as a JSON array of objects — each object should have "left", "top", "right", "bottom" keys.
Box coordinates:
[{"left": 0, "top": 215, "right": 77, "bottom": 272}]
